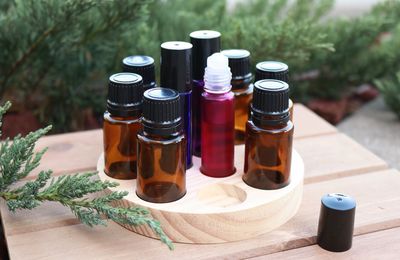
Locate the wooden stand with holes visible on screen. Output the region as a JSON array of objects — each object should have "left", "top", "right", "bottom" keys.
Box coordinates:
[{"left": 97, "top": 145, "right": 304, "bottom": 244}]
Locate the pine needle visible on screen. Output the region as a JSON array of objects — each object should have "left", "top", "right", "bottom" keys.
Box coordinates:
[{"left": 0, "top": 102, "right": 173, "bottom": 250}]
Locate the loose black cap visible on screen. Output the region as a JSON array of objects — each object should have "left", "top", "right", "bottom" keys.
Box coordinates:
[
  {"left": 142, "top": 88, "right": 182, "bottom": 135},
  {"left": 190, "top": 30, "right": 221, "bottom": 80},
  {"left": 107, "top": 73, "right": 143, "bottom": 117},
  {"left": 160, "top": 41, "right": 192, "bottom": 93},
  {"left": 317, "top": 193, "right": 356, "bottom": 252},
  {"left": 221, "top": 49, "right": 251, "bottom": 79},
  {"left": 255, "top": 61, "right": 289, "bottom": 83},
  {"left": 122, "top": 55, "right": 156, "bottom": 90},
  {"left": 252, "top": 79, "right": 289, "bottom": 116}
]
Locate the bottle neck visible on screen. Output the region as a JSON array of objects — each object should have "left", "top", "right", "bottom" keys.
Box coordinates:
[
  {"left": 142, "top": 127, "right": 183, "bottom": 140},
  {"left": 250, "top": 108, "right": 290, "bottom": 128},
  {"left": 107, "top": 106, "right": 141, "bottom": 118},
  {"left": 231, "top": 78, "right": 253, "bottom": 97},
  {"left": 204, "top": 82, "right": 231, "bottom": 94},
  {"left": 142, "top": 118, "right": 182, "bottom": 137}
]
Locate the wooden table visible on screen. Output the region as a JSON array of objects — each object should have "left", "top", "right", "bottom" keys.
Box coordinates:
[{"left": 1, "top": 104, "right": 399, "bottom": 259}]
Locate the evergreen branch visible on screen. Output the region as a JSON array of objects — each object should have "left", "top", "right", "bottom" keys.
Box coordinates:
[
  {"left": 0, "top": 102, "right": 173, "bottom": 250},
  {"left": 0, "top": 173, "right": 174, "bottom": 250}
]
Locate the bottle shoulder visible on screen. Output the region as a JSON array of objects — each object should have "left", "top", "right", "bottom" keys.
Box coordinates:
[
  {"left": 202, "top": 91, "right": 234, "bottom": 101},
  {"left": 247, "top": 120, "right": 294, "bottom": 134},
  {"left": 137, "top": 131, "right": 185, "bottom": 145},
  {"left": 232, "top": 83, "right": 253, "bottom": 96},
  {"left": 104, "top": 111, "right": 141, "bottom": 124}
]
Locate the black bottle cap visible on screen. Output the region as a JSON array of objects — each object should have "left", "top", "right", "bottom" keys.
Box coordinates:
[
  {"left": 160, "top": 41, "right": 192, "bottom": 93},
  {"left": 252, "top": 79, "right": 289, "bottom": 116},
  {"left": 107, "top": 73, "right": 143, "bottom": 117},
  {"left": 122, "top": 55, "right": 156, "bottom": 90},
  {"left": 142, "top": 88, "right": 182, "bottom": 135},
  {"left": 221, "top": 49, "right": 251, "bottom": 80},
  {"left": 317, "top": 193, "right": 356, "bottom": 252},
  {"left": 255, "top": 61, "right": 289, "bottom": 83},
  {"left": 190, "top": 30, "right": 221, "bottom": 80}
]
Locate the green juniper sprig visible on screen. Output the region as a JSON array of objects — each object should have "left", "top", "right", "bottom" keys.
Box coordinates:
[{"left": 0, "top": 101, "right": 173, "bottom": 250}]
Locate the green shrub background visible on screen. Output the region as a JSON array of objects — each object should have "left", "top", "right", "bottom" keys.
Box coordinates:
[{"left": 1, "top": 0, "right": 400, "bottom": 132}]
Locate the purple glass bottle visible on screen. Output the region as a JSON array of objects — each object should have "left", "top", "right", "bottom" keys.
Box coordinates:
[
  {"left": 160, "top": 41, "right": 193, "bottom": 169},
  {"left": 200, "top": 53, "right": 235, "bottom": 177},
  {"left": 190, "top": 30, "right": 221, "bottom": 157}
]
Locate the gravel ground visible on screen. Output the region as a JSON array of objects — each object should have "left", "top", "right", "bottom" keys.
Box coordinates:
[{"left": 338, "top": 97, "right": 400, "bottom": 170}]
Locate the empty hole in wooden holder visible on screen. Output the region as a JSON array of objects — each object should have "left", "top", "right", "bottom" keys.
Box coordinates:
[{"left": 197, "top": 183, "right": 247, "bottom": 207}]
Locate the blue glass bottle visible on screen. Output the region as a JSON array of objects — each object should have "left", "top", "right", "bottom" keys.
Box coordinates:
[
  {"left": 160, "top": 41, "right": 193, "bottom": 169},
  {"left": 190, "top": 30, "right": 221, "bottom": 157}
]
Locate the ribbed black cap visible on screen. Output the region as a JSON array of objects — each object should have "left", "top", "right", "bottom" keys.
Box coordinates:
[
  {"left": 122, "top": 55, "right": 156, "bottom": 90},
  {"left": 142, "top": 88, "right": 182, "bottom": 135},
  {"left": 190, "top": 30, "right": 221, "bottom": 80},
  {"left": 255, "top": 61, "right": 289, "bottom": 83},
  {"left": 252, "top": 79, "right": 289, "bottom": 117},
  {"left": 107, "top": 73, "right": 143, "bottom": 117},
  {"left": 221, "top": 49, "right": 251, "bottom": 79},
  {"left": 160, "top": 41, "right": 192, "bottom": 93},
  {"left": 317, "top": 193, "right": 356, "bottom": 252}
]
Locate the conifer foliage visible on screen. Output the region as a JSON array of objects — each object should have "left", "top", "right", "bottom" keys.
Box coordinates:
[
  {"left": 0, "top": 102, "right": 173, "bottom": 250},
  {"left": 1, "top": 0, "right": 400, "bottom": 132}
]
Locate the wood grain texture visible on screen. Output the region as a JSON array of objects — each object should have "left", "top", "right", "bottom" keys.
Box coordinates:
[
  {"left": 292, "top": 104, "right": 337, "bottom": 139},
  {"left": 31, "top": 129, "right": 102, "bottom": 178},
  {"left": 4, "top": 169, "right": 400, "bottom": 260},
  {"left": 97, "top": 149, "right": 304, "bottom": 243},
  {"left": 295, "top": 133, "right": 387, "bottom": 183},
  {"left": 261, "top": 227, "right": 400, "bottom": 260}
]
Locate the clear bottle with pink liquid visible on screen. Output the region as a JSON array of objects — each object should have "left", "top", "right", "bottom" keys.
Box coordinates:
[{"left": 200, "top": 53, "right": 235, "bottom": 177}]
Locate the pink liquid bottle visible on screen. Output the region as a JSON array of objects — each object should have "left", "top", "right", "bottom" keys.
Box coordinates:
[{"left": 200, "top": 53, "right": 236, "bottom": 177}]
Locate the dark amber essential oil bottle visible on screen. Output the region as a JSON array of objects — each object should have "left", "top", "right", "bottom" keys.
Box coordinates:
[
  {"left": 221, "top": 49, "right": 253, "bottom": 143},
  {"left": 122, "top": 55, "right": 156, "bottom": 91},
  {"left": 136, "top": 88, "right": 186, "bottom": 203},
  {"left": 255, "top": 61, "right": 293, "bottom": 121},
  {"left": 103, "top": 73, "right": 143, "bottom": 180},
  {"left": 243, "top": 79, "right": 294, "bottom": 190}
]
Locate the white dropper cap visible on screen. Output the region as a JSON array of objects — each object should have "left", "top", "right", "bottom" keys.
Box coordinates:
[{"left": 204, "top": 53, "right": 232, "bottom": 93}]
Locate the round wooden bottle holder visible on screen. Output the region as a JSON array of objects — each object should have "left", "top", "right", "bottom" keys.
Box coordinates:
[{"left": 97, "top": 145, "right": 304, "bottom": 244}]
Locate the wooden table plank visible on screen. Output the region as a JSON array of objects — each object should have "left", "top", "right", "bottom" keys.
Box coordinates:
[
  {"left": 294, "top": 133, "right": 388, "bottom": 183},
  {"left": 0, "top": 131, "right": 388, "bottom": 238},
  {"left": 31, "top": 129, "right": 102, "bottom": 178},
  {"left": 28, "top": 104, "right": 335, "bottom": 179},
  {"left": 293, "top": 104, "right": 337, "bottom": 139},
  {"left": 261, "top": 227, "right": 400, "bottom": 260},
  {"left": 4, "top": 169, "right": 400, "bottom": 260}
]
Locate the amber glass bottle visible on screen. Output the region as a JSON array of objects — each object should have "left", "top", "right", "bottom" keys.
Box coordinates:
[
  {"left": 255, "top": 61, "right": 293, "bottom": 121},
  {"left": 103, "top": 73, "right": 143, "bottom": 180},
  {"left": 243, "top": 79, "right": 294, "bottom": 190},
  {"left": 136, "top": 88, "right": 186, "bottom": 203},
  {"left": 221, "top": 49, "right": 253, "bottom": 143}
]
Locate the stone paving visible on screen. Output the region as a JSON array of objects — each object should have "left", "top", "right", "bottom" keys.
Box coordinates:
[{"left": 338, "top": 97, "right": 400, "bottom": 170}]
